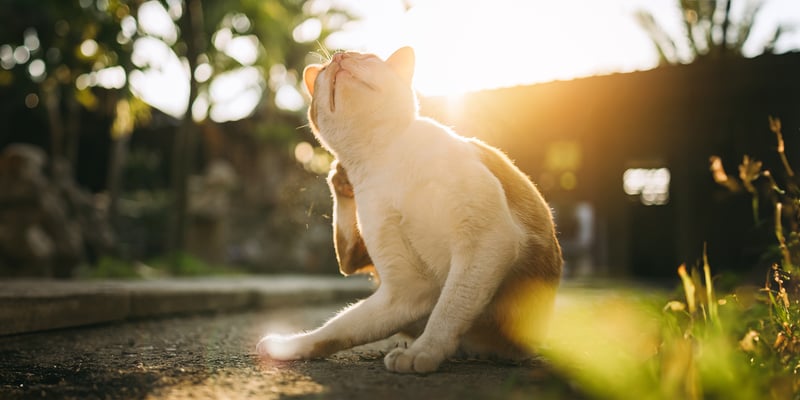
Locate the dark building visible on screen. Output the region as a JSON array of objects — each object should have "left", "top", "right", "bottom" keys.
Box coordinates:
[{"left": 420, "top": 52, "right": 800, "bottom": 280}]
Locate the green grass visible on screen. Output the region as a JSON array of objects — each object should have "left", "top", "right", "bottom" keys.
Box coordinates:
[{"left": 544, "top": 258, "right": 799, "bottom": 400}]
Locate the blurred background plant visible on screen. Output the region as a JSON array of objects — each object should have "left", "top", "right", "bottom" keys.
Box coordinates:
[
  {"left": 706, "top": 116, "right": 800, "bottom": 397},
  {"left": 0, "top": 0, "right": 351, "bottom": 278},
  {"left": 636, "top": 0, "right": 793, "bottom": 64},
  {"left": 709, "top": 116, "right": 800, "bottom": 269},
  {"left": 543, "top": 117, "right": 800, "bottom": 399},
  {"left": 545, "top": 278, "right": 773, "bottom": 400}
]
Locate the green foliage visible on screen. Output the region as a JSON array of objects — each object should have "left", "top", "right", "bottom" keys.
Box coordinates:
[
  {"left": 77, "top": 256, "right": 142, "bottom": 279},
  {"left": 546, "top": 260, "right": 796, "bottom": 399},
  {"left": 152, "top": 251, "right": 243, "bottom": 276},
  {"left": 1, "top": 0, "right": 354, "bottom": 271},
  {"left": 662, "top": 260, "right": 776, "bottom": 399},
  {"left": 654, "top": 117, "right": 800, "bottom": 399},
  {"left": 78, "top": 252, "right": 242, "bottom": 279},
  {"left": 0, "top": 0, "right": 138, "bottom": 164}
]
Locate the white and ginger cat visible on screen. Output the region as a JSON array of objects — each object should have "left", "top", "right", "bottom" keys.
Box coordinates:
[{"left": 257, "top": 47, "right": 562, "bottom": 373}]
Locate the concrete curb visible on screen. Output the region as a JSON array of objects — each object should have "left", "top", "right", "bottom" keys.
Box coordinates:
[{"left": 0, "top": 275, "right": 375, "bottom": 336}]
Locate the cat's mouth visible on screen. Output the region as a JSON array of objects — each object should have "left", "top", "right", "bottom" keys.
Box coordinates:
[{"left": 328, "top": 63, "right": 376, "bottom": 112}]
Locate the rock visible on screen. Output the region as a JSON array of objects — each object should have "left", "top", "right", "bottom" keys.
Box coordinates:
[
  {"left": 0, "top": 144, "right": 115, "bottom": 277},
  {"left": 186, "top": 160, "right": 238, "bottom": 264}
]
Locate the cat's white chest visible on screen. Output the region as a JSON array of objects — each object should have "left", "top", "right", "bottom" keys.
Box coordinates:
[
  {"left": 351, "top": 121, "right": 510, "bottom": 280},
  {"left": 354, "top": 181, "right": 453, "bottom": 281}
]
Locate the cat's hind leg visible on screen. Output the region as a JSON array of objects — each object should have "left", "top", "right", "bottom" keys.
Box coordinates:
[
  {"left": 328, "top": 161, "right": 374, "bottom": 275},
  {"left": 256, "top": 280, "right": 437, "bottom": 360},
  {"left": 257, "top": 206, "right": 441, "bottom": 364}
]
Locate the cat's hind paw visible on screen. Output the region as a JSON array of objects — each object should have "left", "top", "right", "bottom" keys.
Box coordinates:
[{"left": 384, "top": 347, "right": 443, "bottom": 374}]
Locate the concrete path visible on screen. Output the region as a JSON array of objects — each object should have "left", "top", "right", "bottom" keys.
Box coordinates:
[
  {"left": 0, "top": 276, "right": 375, "bottom": 336},
  {"left": 0, "top": 275, "right": 656, "bottom": 399},
  {"left": 0, "top": 302, "right": 580, "bottom": 400}
]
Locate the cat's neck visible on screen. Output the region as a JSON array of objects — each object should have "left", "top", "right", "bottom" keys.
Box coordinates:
[{"left": 322, "top": 117, "right": 415, "bottom": 185}]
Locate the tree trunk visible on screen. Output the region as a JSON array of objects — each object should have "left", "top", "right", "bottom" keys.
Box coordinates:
[
  {"left": 168, "top": 0, "right": 205, "bottom": 263},
  {"left": 41, "top": 82, "right": 64, "bottom": 170},
  {"left": 721, "top": 0, "right": 732, "bottom": 57},
  {"left": 106, "top": 132, "right": 128, "bottom": 228},
  {"left": 64, "top": 91, "right": 81, "bottom": 170}
]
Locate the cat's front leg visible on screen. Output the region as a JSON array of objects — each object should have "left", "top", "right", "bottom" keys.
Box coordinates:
[
  {"left": 384, "top": 248, "right": 513, "bottom": 374},
  {"left": 382, "top": 305, "right": 456, "bottom": 374}
]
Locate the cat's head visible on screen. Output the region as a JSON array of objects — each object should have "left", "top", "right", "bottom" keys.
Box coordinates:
[{"left": 302, "top": 47, "right": 417, "bottom": 152}]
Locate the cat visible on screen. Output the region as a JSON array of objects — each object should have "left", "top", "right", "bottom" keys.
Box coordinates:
[{"left": 257, "top": 47, "right": 562, "bottom": 373}]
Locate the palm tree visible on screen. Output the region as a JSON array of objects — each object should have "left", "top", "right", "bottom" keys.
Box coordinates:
[{"left": 636, "top": 0, "right": 791, "bottom": 64}]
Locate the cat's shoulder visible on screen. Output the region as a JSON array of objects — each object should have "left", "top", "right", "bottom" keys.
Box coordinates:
[
  {"left": 404, "top": 117, "right": 470, "bottom": 150},
  {"left": 412, "top": 116, "right": 461, "bottom": 136}
]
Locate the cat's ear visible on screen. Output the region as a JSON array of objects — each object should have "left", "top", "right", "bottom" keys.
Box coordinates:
[
  {"left": 385, "top": 46, "right": 415, "bottom": 83},
  {"left": 303, "top": 64, "right": 322, "bottom": 96}
]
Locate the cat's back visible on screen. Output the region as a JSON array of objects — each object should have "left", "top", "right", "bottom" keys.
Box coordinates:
[
  {"left": 469, "top": 138, "right": 562, "bottom": 280},
  {"left": 468, "top": 138, "right": 551, "bottom": 224}
]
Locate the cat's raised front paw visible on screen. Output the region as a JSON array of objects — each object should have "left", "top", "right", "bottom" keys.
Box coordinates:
[
  {"left": 384, "top": 346, "right": 443, "bottom": 374},
  {"left": 256, "top": 334, "right": 307, "bottom": 361}
]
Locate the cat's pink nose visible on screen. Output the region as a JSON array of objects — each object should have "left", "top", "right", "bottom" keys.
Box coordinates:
[{"left": 332, "top": 52, "right": 346, "bottom": 62}]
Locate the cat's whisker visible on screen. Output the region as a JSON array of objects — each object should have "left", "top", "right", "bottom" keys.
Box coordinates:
[
  {"left": 313, "top": 40, "right": 332, "bottom": 62},
  {"left": 309, "top": 51, "right": 327, "bottom": 63}
]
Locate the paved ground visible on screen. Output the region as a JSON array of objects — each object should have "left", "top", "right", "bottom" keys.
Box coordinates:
[{"left": 0, "top": 302, "right": 581, "bottom": 399}]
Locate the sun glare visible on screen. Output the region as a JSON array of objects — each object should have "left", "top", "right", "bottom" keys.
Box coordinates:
[
  {"left": 109, "top": 0, "right": 800, "bottom": 120},
  {"left": 330, "top": 0, "right": 662, "bottom": 96},
  {"left": 329, "top": 0, "right": 800, "bottom": 97}
]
